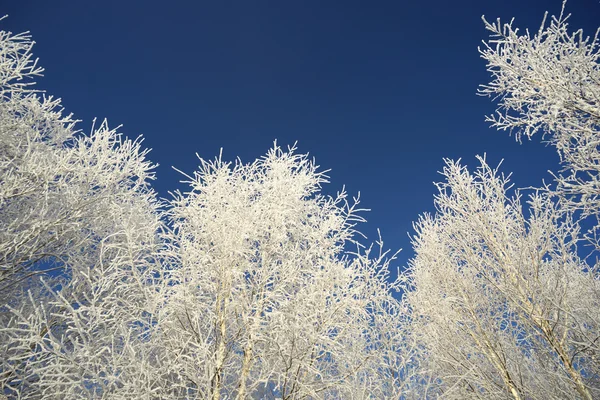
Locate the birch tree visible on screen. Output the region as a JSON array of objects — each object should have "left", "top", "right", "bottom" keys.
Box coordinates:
[
  {"left": 0, "top": 25, "right": 160, "bottom": 305},
  {"left": 406, "top": 157, "right": 600, "bottom": 399},
  {"left": 152, "top": 145, "right": 405, "bottom": 399},
  {"left": 403, "top": 5, "right": 600, "bottom": 398},
  {"left": 0, "top": 23, "right": 164, "bottom": 399},
  {"left": 479, "top": 1, "right": 600, "bottom": 218},
  {"left": 0, "top": 22, "right": 408, "bottom": 398}
]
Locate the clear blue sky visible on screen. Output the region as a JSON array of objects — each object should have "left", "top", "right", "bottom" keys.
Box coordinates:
[{"left": 3, "top": 0, "right": 599, "bottom": 269}]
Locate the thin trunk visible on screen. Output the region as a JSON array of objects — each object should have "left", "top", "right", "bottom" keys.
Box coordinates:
[
  {"left": 462, "top": 289, "right": 523, "bottom": 400},
  {"left": 467, "top": 329, "right": 522, "bottom": 400},
  {"left": 236, "top": 285, "right": 267, "bottom": 399},
  {"left": 212, "top": 294, "right": 228, "bottom": 400},
  {"left": 235, "top": 335, "right": 253, "bottom": 400},
  {"left": 540, "top": 321, "right": 592, "bottom": 400}
]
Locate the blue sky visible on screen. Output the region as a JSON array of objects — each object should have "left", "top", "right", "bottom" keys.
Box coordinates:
[{"left": 3, "top": 0, "right": 599, "bottom": 268}]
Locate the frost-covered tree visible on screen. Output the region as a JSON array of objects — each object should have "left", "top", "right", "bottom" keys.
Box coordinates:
[
  {"left": 479, "top": 1, "right": 600, "bottom": 218},
  {"left": 0, "top": 22, "right": 408, "bottom": 399},
  {"left": 404, "top": 4, "right": 600, "bottom": 399},
  {"left": 1, "top": 145, "right": 407, "bottom": 399},
  {"left": 0, "top": 25, "right": 160, "bottom": 305},
  {"left": 150, "top": 145, "right": 405, "bottom": 399},
  {"left": 0, "top": 213, "right": 164, "bottom": 399},
  {"left": 406, "top": 158, "right": 600, "bottom": 399},
  {"left": 0, "top": 23, "right": 164, "bottom": 399}
]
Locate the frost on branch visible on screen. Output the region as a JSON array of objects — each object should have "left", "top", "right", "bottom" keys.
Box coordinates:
[
  {"left": 0, "top": 21, "right": 43, "bottom": 96},
  {"left": 479, "top": 3, "right": 600, "bottom": 217},
  {"left": 153, "top": 144, "right": 405, "bottom": 399},
  {"left": 401, "top": 5, "right": 600, "bottom": 399},
  {"left": 0, "top": 21, "right": 163, "bottom": 399},
  {"left": 0, "top": 19, "right": 407, "bottom": 398},
  {"left": 406, "top": 157, "right": 600, "bottom": 400},
  {"left": 0, "top": 25, "right": 160, "bottom": 304}
]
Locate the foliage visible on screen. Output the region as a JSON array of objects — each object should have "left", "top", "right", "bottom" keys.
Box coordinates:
[
  {"left": 150, "top": 146, "right": 404, "bottom": 399},
  {"left": 0, "top": 23, "right": 164, "bottom": 399},
  {"left": 0, "top": 23, "right": 404, "bottom": 399},
  {"left": 405, "top": 3, "right": 600, "bottom": 399},
  {"left": 406, "top": 158, "right": 600, "bottom": 399},
  {"left": 2, "top": 2, "right": 600, "bottom": 399},
  {"left": 479, "top": 1, "right": 600, "bottom": 218}
]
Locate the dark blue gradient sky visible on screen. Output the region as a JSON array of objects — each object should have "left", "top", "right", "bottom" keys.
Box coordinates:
[{"left": 3, "top": 0, "right": 599, "bottom": 269}]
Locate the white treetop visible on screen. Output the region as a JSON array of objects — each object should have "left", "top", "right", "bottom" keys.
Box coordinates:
[
  {"left": 3, "top": 2, "right": 599, "bottom": 399},
  {"left": 0, "top": 22, "right": 163, "bottom": 399},
  {"left": 479, "top": 1, "right": 600, "bottom": 217},
  {"left": 153, "top": 145, "right": 404, "bottom": 399},
  {"left": 0, "top": 26, "right": 159, "bottom": 304},
  {"left": 0, "top": 22, "right": 406, "bottom": 399},
  {"left": 404, "top": 3, "right": 600, "bottom": 399},
  {"left": 406, "top": 157, "right": 599, "bottom": 399}
]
